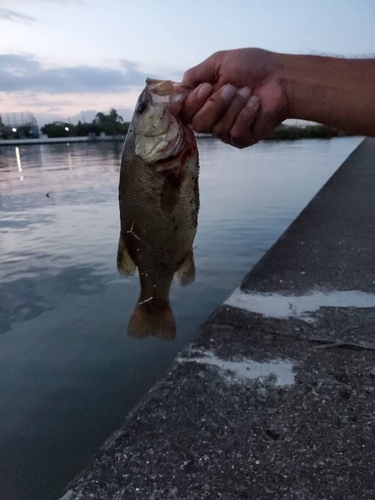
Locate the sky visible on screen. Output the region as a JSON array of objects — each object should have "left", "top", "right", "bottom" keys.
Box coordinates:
[{"left": 0, "top": 0, "right": 374, "bottom": 126}]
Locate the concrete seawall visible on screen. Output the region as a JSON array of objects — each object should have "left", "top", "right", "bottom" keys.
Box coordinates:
[{"left": 62, "top": 138, "right": 375, "bottom": 500}]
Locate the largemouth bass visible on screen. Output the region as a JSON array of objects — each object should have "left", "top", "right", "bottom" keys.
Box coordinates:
[{"left": 118, "top": 79, "right": 199, "bottom": 340}]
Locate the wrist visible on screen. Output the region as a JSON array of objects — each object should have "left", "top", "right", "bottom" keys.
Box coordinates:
[
  {"left": 265, "top": 50, "right": 290, "bottom": 123},
  {"left": 276, "top": 52, "right": 303, "bottom": 121}
]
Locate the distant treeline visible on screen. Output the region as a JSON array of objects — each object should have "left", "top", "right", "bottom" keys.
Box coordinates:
[
  {"left": 0, "top": 125, "right": 36, "bottom": 140},
  {"left": 1, "top": 108, "right": 351, "bottom": 141},
  {"left": 265, "top": 124, "right": 353, "bottom": 141},
  {"left": 30, "top": 110, "right": 354, "bottom": 141},
  {"left": 41, "top": 109, "right": 130, "bottom": 138}
]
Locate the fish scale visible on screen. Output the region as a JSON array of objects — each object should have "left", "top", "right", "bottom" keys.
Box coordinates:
[{"left": 117, "top": 79, "right": 199, "bottom": 340}]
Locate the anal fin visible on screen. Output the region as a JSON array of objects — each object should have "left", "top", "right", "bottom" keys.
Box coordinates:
[
  {"left": 117, "top": 232, "right": 137, "bottom": 277},
  {"left": 175, "top": 249, "right": 195, "bottom": 286}
]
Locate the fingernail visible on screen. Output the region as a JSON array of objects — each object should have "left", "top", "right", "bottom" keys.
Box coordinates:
[
  {"left": 170, "top": 93, "right": 185, "bottom": 105},
  {"left": 197, "top": 82, "right": 212, "bottom": 100},
  {"left": 247, "top": 95, "right": 259, "bottom": 109},
  {"left": 237, "top": 87, "right": 251, "bottom": 99},
  {"left": 221, "top": 84, "right": 236, "bottom": 100}
]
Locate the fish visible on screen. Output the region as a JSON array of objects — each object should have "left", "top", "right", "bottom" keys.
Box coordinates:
[{"left": 117, "top": 78, "right": 199, "bottom": 341}]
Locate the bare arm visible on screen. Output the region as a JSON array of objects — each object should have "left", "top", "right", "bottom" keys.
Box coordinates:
[
  {"left": 282, "top": 54, "right": 375, "bottom": 137},
  {"left": 181, "top": 49, "right": 375, "bottom": 148}
]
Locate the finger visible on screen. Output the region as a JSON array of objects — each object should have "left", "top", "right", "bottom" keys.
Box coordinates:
[
  {"left": 229, "top": 96, "right": 260, "bottom": 148},
  {"left": 191, "top": 84, "right": 238, "bottom": 134},
  {"left": 212, "top": 87, "right": 251, "bottom": 143},
  {"left": 181, "top": 52, "right": 223, "bottom": 87},
  {"left": 180, "top": 83, "right": 213, "bottom": 124},
  {"left": 182, "top": 63, "right": 215, "bottom": 87}
]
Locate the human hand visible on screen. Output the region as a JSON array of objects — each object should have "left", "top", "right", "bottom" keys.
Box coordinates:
[{"left": 180, "top": 48, "right": 288, "bottom": 148}]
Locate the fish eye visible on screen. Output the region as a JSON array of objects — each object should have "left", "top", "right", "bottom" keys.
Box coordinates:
[{"left": 136, "top": 101, "right": 147, "bottom": 115}]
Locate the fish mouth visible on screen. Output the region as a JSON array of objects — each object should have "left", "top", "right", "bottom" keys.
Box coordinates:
[
  {"left": 145, "top": 79, "right": 175, "bottom": 97},
  {"left": 133, "top": 79, "right": 195, "bottom": 165},
  {"left": 145, "top": 79, "right": 191, "bottom": 115}
]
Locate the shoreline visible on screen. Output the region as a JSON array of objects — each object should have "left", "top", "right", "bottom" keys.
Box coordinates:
[
  {"left": 0, "top": 136, "right": 126, "bottom": 147},
  {"left": 0, "top": 133, "right": 357, "bottom": 148}
]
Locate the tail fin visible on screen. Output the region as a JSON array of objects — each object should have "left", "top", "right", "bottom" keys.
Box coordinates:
[{"left": 128, "top": 299, "right": 176, "bottom": 341}]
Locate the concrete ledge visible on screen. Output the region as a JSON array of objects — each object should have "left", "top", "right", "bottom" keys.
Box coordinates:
[{"left": 62, "top": 138, "right": 375, "bottom": 500}]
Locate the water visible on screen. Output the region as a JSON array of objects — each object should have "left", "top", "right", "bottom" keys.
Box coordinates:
[{"left": 0, "top": 136, "right": 362, "bottom": 499}]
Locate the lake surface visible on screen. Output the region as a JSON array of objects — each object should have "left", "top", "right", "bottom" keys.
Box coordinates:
[{"left": 0, "top": 136, "right": 362, "bottom": 500}]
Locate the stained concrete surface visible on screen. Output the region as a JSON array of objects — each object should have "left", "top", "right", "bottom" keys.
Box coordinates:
[{"left": 62, "top": 138, "right": 375, "bottom": 500}]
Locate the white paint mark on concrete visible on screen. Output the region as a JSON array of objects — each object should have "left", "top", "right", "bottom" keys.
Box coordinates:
[
  {"left": 178, "top": 350, "right": 294, "bottom": 386},
  {"left": 225, "top": 288, "right": 375, "bottom": 323}
]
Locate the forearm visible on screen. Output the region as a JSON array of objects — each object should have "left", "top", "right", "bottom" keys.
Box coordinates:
[{"left": 279, "top": 53, "right": 375, "bottom": 136}]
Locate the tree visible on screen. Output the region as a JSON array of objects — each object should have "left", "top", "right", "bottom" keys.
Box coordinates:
[
  {"left": 41, "top": 122, "right": 71, "bottom": 138},
  {"left": 94, "top": 108, "right": 127, "bottom": 136},
  {"left": 40, "top": 109, "right": 130, "bottom": 138}
]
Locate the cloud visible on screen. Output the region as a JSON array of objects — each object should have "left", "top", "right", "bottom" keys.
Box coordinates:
[
  {"left": 4, "top": 0, "right": 80, "bottom": 3},
  {"left": 0, "top": 0, "right": 80, "bottom": 23},
  {"left": 0, "top": 7, "right": 36, "bottom": 23},
  {"left": 0, "top": 54, "right": 149, "bottom": 94}
]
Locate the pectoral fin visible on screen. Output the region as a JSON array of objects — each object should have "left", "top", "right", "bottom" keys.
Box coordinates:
[
  {"left": 117, "top": 233, "right": 137, "bottom": 277},
  {"left": 175, "top": 249, "right": 195, "bottom": 286}
]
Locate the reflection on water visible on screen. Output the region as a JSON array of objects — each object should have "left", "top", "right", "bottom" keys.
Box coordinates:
[{"left": 0, "top": 137, "right": 362, "bottom": 500}]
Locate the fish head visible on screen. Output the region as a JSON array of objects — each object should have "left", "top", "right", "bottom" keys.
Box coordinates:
[{"left": 131, "top": 79, "right": 192, "bottom": 164}]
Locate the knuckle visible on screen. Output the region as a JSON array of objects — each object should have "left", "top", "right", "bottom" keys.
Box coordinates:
[
  {"left": 234, "top": 138, "right": 249, "bottom": 149},
  {"left": 213, "top": 130, "right": 230, "bottom": 144},
  {"left": 233, "top": 142, "right": 246, "bottom": 150},
  {"left": 230, "top": 130, "right": 255, "bottom": 149},
  {"left": 183, "top": 67, "right": 197, "bottom": 83},
  {"left": 212, "top": 123, "right": 225, "bottom": 137},
  {"left": 212, "top": 50, "right": 225, "bottom": 60}
]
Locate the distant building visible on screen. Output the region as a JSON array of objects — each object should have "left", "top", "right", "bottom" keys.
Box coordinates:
[{"left": 0, "top": 112, "right": 39, "bottom": 139}]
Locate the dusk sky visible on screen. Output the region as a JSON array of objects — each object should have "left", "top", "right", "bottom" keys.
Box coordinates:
[{"left": 0, "top": 0, "right": 374, "bottom": 126}]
